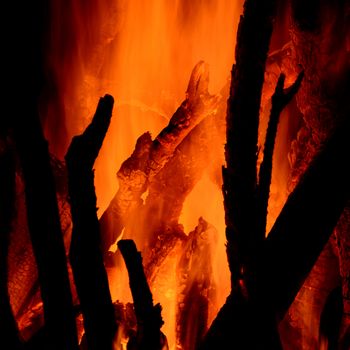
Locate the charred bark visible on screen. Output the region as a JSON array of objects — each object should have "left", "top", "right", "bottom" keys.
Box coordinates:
[
  {"left": 13, "top": 103, "right": 78, "bottom": 350},
  {"left": 260, "top": 118, "right": 350, "bottom": 319},
  {"left": 65, "top": 95, "right": 116, "bottom": 350},
  {"left": 142, "top": 114, "right": 220, "bottom": 281},
  {"left": 176, "top": 218, "right": 216, "bottom": 350},
  {"left": 100, "top": 61, "right": 218, "bottom": 253},
  {"left": 0, "top": 140, "right": 22, "bottom": 350},
  {"left": 285, "top": 1, "right": 350, "bottom": 345},
  {"left": 206, "top": 0, "right": 282, "bottom": 348},
  {"left": 5, "top": 2, "right": 79, "bottom": 347},
  {"left": 223, "top": 0, "right": 278, "bottom": 288},
  {"left": 99, "top": 132, "right": 152, "bottom": 253},
  {"left": 118, "top": 239, "right": 166, "bottom": 350}
]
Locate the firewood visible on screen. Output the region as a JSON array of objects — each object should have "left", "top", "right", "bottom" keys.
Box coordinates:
[
  {"left": 99, "top": 132, "right": 153, "bottom": 253},
  {"left": 100, "top": 61, "right": 219, "bottom": 253},
  {"left": 141, "top": 114, "right": 221, "bottom": 282},
  {"left": 0, "top": 139, "right": 23, "bottom": 350},
  {"left": 118, "top": 239, "right": 167, "bottom": 350},
  {"left": 285, "top": 2, "right": 350, "bottom": 345},
  {"left": 65, "top": 95, "right": 117, "bottom": 350},
  {"left": 260, "top": 118, "right": 350, "bottom": 318},
  {"left": 204, "top": 0, "right": 285, "bottom": 348},
  {"left": 222, "top": 0, "right": 278, "bottom": 289},
  {"left": 13, "top": 102, "right": 78, "bottom": 350},
  {"left": 176, "top": 218, "right": 216, "bottom": 350}
]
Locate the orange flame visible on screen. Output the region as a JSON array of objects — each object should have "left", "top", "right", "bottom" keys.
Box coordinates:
[{"left": 41, "top": 0, "right": 299, "bottom": 348}]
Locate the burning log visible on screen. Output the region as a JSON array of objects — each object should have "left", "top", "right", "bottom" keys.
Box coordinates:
[
  {"left": 0, "top": 138, "right": 22, "bottom": 350},
  {"left": 203, "top": 0, "right": 306, "bottom": 348},
  {"left": 202, "top": 0, "right": 284, "bottom": 348},
  {"left": 8, "top": 156, "right": 76, "bottom": 332},
  {"left": 100, "top": 61, "right": 219, "bottom": 252},
  {"left": 142, "top": 113, "right": 221, "bottom": 282},
  {"left": 283, "top": 1, "right": 350, "bottom": 346},
  {"left": 100, "top": 132, "right": 153, "bottom": 253},
  {"left": 118, "top": 239, "right": 167, "bottom": 350},
  {"left": 261, "top": 118, "right": 350, "bottom": 318},
  {"left": 13, "top": 102, "right": 78, "bottom": 349},
  {"left": 65, "top": 95, "right": 116, "bottom": 350},
  {"left": 222, "top": 0, "right": 278, "bottom": 289},
  {"left": 176, "top": 218, "right": 216, "bottom": 350}
]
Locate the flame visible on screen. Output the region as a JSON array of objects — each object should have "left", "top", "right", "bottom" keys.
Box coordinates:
[{"left": 40, "top": 0, "right": 303, "bottom": 348}]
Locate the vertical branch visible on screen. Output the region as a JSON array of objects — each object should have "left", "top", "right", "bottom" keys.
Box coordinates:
[
  {"left": 223, "top": 0, "right": 277, "bottom": 288},
  {"left": 256, "top": 72, "right": 304, "bottom": 237},
  {"left": 8, "top": 1, "right": 78, "bottom": 347},
  {"left": 13, "top": 105, "right": 78, "bottom": 350},
  {"left": 0, "top": 140, "right": 22, "bottom": 350},
  {"left": 65, "top": 95, "right": 117, "bottom": 350},
  {"left": 118, "top": 239, "right": 166, "bottom": 350}
]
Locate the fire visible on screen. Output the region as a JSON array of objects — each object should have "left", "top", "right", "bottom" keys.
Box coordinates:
[{"left": 40, "top": 0, "right": 295, "bottom": 348}]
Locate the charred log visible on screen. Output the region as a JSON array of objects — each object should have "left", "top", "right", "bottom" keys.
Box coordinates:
[
  {"left": 99, "top": 132, "right": 152, "bottom": 253},
  {"left": 100, "top": 61, "right": 218, "bottom": 253},
  {"left": 285, "top": 1, "right": 350, "bottom": 345},
  {"left": 261, "top": 118, "right": 350, "bottom": 319},
  {"left": 142, "top": 114, "right": 221, "bottom": 282},
  {"left": 223, "top": 0, "right": 278, "bottom": 288},
  {"left": 13, "top": 102, "right": 78, "bottom": 350},
  {"left": 65, "top": 95, "right": 116, "bottom": 350},
  {"left": 0, "top": 139, "right": 22, "bottom": 350},
  {"left": 118, "top": 239, "right": 167, "bottom": 350},
  {"left": 176, "top": 218, "right": 216, "bottom": 350}
]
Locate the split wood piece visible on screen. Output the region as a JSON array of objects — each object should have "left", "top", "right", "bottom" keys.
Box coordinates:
[
  {"left": 0, "top": 141, "right": 23, "bottom": 350},
  {"left": 13, "top": 104, "right": 78, "bottom": 350},
  {"left": 222, "top": 0, "right": 278, "bottom": 288},
  {"left": 100, "top": 61, "right": 219, "bottom": 252},
  {"left": 118, "top": 239, "right": 167, "bottom": 350},
  {"left": 260, "top": 118, "right": 350, "bottom": 320},
  {"left": 176, "top": 218, "right": 216, "bottom": 350},
  {"left": 256, "top": 71, "right": 304, "bottom": 238},
  {"left": 65, "top": 95, "right": 116, "bottom": 350},
  {"left": 141, "top": 114, "right": 221, "bottom": 282}
]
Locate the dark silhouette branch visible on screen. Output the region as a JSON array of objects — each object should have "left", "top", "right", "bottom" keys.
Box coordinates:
[
  {"left": 256, "top": 71, "right": 304, "bottom": 238},
  {"left": 13, "top": 106, "right": 78, "bottom": 350},
  {"left": 0, "top": 140, "right": 23, "bottom": 350},
  {"left": 222, "top": 0, "right": 278, "bottom": 289},
  {"left": 66, "top": 95, "right": 117, "bottom": 350},
  {"left": 118, "top": 239, "right": 166, "bottom": 350}
]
